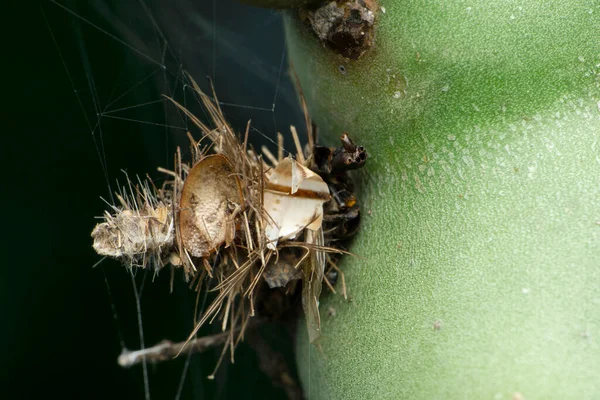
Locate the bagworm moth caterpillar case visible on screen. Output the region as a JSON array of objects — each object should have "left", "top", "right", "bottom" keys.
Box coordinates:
[{"left": 91, "top": 76, "right": 367, "bottom": 372}]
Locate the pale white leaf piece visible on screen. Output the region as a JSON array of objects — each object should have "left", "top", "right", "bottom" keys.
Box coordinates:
[{"left": 264, "top": 157, "right": 331, "bottom": 250}]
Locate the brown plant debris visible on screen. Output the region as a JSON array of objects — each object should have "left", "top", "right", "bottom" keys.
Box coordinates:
[
  {"left": 179, "top": 154, "right": 243, "bottom": 258},
  {"left": 118, "top": 328, "right": 236, "bottom": 368},
  {"left": 91, "top": 73, "right": 367, "bottom": 376},
  {"left": 91, "top": 177, "right": 174, "bottom": 270},
  {"left": 301, "top": 0, "right": 378, "bottom": 60}
]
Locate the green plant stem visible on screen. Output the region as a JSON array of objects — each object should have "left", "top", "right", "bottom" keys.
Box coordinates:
[{"left": 285, "top": 1, "right": 600, "bottom": 398}]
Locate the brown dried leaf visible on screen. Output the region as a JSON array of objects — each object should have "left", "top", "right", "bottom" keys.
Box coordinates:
[{"left": 179, "top": 154, "right": 243, "bottom": 257}]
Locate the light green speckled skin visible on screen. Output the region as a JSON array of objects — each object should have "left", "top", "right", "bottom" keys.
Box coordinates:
[{"left": 285, "top": 1, "right": 600, "bottom": 399}]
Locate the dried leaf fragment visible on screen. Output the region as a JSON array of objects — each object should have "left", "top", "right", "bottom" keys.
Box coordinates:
[
  {"left": 179, "top": 154, "right": 244, "bottom": 257},
  {"left": 264, "top": 157, "right": 331, "bottom": 250}
]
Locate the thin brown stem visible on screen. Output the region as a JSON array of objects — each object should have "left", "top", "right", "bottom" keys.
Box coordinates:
[{"left": 118, "top": 328, "right": 237, "bottom": 368}]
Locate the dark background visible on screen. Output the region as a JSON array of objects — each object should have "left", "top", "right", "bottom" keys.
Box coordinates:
[{"left": 4, "top": 1, "right": 304, "bottom": 398}]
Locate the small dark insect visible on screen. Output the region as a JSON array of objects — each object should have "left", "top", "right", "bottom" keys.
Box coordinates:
[
  {"left": 302, "top": 132, "right": 366, "bottom": 305},
  {"left": 310, "top": 132, "right": 367, "bottom": 240}
]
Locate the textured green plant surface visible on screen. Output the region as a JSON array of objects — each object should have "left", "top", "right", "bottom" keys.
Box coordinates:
[{"left": 285, "top": 1, "right": 600, "bottom": 399}]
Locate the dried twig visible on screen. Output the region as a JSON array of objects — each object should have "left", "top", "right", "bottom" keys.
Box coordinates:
[{"left": 118, "top": 329, "right": 233, "bottom": 368}]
